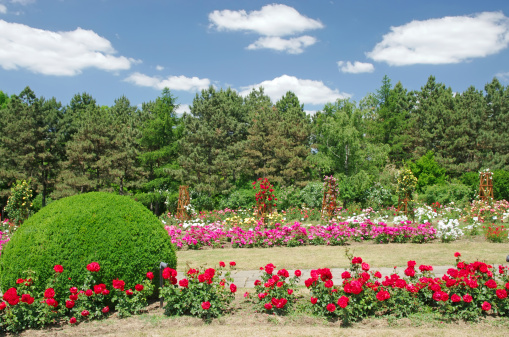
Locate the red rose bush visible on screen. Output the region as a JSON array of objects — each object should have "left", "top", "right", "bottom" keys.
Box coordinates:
[{"left": 160, "top": 261, "right": 237, "bottom": 319}]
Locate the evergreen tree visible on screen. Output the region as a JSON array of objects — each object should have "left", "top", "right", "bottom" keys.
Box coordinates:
[
  {"left": 138, "top": 88, "right": 183, "bottom": 213},
  {"left": 178, "top": 87, "right": 247, "bottom": 196}
]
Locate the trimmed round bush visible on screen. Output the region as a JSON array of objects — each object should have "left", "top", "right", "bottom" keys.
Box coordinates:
[{"left": 0, "top": 192, "right": 176, "bottom": 294}]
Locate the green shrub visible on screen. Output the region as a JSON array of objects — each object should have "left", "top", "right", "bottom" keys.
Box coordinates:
[
  {"left": 409, "top": 151, "right": 447, "bottom": 193},
  {"left": 0, "top": 192, "right": 176, "bottom": 295},
  {"left": 493, "top": 170, "right": 509, "bottom": 201},
  {"left": 420, "top": 182, "right": 472, "bottom": 206},
  {"left": 31, "top": 194, "right": 53, "bottom": 213},
  {"left": 460, "top": 170, "right": 509, "bottom": 201},
  {"left": 299, "top": 181, "right": 323, "bottom": 208},
  {"left": 277, "top": 185, "right": 302, "bottom": 210},
  {"left": 219, "top": 188, "right": 255, "bottom": 210}
]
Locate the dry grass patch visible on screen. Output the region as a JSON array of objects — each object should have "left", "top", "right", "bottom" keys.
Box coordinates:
[{"left": 177, "top": 238, "right": 508, "bottom": 270}]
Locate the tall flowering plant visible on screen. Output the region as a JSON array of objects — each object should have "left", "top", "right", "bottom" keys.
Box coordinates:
[
  {"left": 249, "top": 263, "right": 300, "bottom": 315},
  {"left": 322, "top": 176, "right": 339, "bottom": 218},
  {"left": 3, "top": 180, "right": 33, "bottom": 226},
  {"left": 160, "top": 262, "right": 237, "bottom": 319},
  {"left": 252, "top": 178, "right": 277, "bottom": 220}
]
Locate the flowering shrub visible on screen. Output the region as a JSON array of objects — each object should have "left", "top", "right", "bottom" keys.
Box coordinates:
[
  {"left": 3, "top": 179, "right": 33, "bottom": 225},
  {"left": 0, "top": 262, "right": 154, "bottom": 333},
  {"left": 0, "top": 228, "right": 9, "bottom": 256},
  {"left": 165, "top": 220, "right": 437, "bottom": 249},
  {"left": 437, "top": 218, "right": 463, "bottom": 242},
  {"left": 483, "top": 225, "right": 508, "bottom": 243},
  {"left": 249, "top": 263, "right": 300, "bottom": 315},
  {"left": 253, "top": 178, "right": 277, "bottom": 219},
  {"left": 160, "top": 262, "right": 237, "bottom": 319}
]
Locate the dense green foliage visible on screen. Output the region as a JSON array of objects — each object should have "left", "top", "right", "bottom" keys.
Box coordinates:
[
  {"left": 0, "top": 192, "right": 176, "bottom": 294},
  {"left": 1, "top": 75, "right": 508, "bottom": 214}
]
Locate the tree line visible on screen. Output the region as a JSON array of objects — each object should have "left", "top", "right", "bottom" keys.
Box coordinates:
[{"left": 0, "top": 75, "right": 508, "bottom": 215}]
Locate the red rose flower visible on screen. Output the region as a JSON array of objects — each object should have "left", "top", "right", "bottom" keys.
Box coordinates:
[
  {"left": 264, "top": 303, "right": 272, "bottom": 310},
  {"left": 135, "top": 284, "right": 144, "bottom": 292},
  {"left": 454, "top": 252, "right": 461, "bottom": 257},
  {"left": 70, "top": 287, "right": 78, "bottom": 294},
  {"left": 337, "top": 296, "right": 349, "bottom": 308},
  {"left": 230, "top": 284, "right": 237, "bottom": 293},
  {"left": 179, "top": 279, "right": 189, "bottom": 288},
  {"left": 85, "top": 289, "right": 93, "bottom": 297},
  {"left": 44, "top": 288, "right": 55, "bottom": 299},
  {"left": 258, "top": 293, "right": 267, "bottom": 299},
  {"left": 46, "top": 298, "right": 58, "bottom": 307},
  {"left": 81, "top": 310, "right": 90, "bottom": 317},
  {"left": 66, "top": 300, "right": 75, "bottom": 309},
  {"left": 112, "top": 279, "right": 125, "bottom": 291},
  {"left": 325, "top": 280, "right": 334, "bottom": 288},
  {"left": 376, "top": 290, "right": 391, "bottom": 302},
  {"left": 361, "top": 263, "right": 370, "bottom": 271},
  {"left": 482, "top": 301, "right": 491, "bottom": 311},
  {"left": 102, "top": 289, "right": 110, "bottom": 295},
  {"left": 463, "top": 294, "right": 473, "bottom": 303},
  {"left": 404, "top": 268, "right": 416, "bottom": 277},
  {"left": 102, "top": 306, "right": 110, "bottom": 313},
  {"left": 146, "top": 271, "right": 154, "bottom": 280},
  {"left": 201, "top": 301, "right": 211, "bottom": 310},
  {"left": 294, "top": 270, "right": 301, "bottom": 277},
  {"left": 310, "top": 297, "right": 318, "bottom": 304},
  {"left": 69, "top": 294, "right": 78, "bottom": 301},
  {"left": 451, "top": 294, "right": 462, "bottom": 303},
  {"left": 16, "top": 278, "right": 24, "bottom": 284},
  {"left": 54, "top": 265, "right": 64, "bottom": 273},
  {"left": 69, "top": 317, "right": 77, "bottom": 324},
  {"left": 86, "top": 262, "right": 100, "bottom": 272},
  {"left": 326, "top": 303, "right": 336, "bottom": 312},
  {"left": 341, "top": 271, "right": 351, "bottom": 279},
  {"left": 287, "top": 289, "right": 293, "bottom": 295},
  {"left": 126, "top": 289, "right": 133, "bottom": 296},
  {"left": 219, "top": 261, "right": 226, "bottom": 267},
  {"left": 374, "top": 271, "right": 382, "bottom": 278},
  {"left": 485, "top": 279, "right": 497, "bottom": 289},
  {"left": 229, "top": 261, "right": 236, "bottom": 267},
  {"left": 21, "top": 294, "right": 34, "bottom": 304},
  {"left": 496, "top": 289, "right": 508, "bottom": 299}
]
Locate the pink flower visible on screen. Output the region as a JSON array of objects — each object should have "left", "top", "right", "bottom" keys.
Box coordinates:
[{"left": 230, "top": 284, "right": 237, "bottom": 293}]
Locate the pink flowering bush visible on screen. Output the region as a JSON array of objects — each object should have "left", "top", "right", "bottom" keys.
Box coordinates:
[
  {"left": 165, "top": 220, "right": 437, "bottom": 249},
  {"left": 160, "top": 262, "right": 237, "bottom": 319}
]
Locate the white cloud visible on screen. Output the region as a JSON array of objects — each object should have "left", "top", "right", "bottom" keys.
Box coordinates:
[
  {"left": 337, "top": 61, "right": 374, "bottom": 73},
  {"left": 0, "top": 20, "right": 136, "bottom": 76},
  {"left": 10, "top": 0, "right": 36, "bottom": 5},
  {"left": 239, "top": 75, "right": 349, "bottom": 105},
  {"left": 209, "top": 4, "right": 323, "bottom": 37},
  {"left": 367, "top": 11, "right": 509, "bottom": 66},
  {"left": 0, "top": 5, "right": 7, "bottom": 14},
  {"left": 247, "top": 35, "right": 317, "bottom": 54},
  {"left": 496, "top": 71, "right": 509, "bottom": 82},
  {"left": 125, "top": 72, "right": 211, "bottom": 92},
  {"left": 156, "top": 65, "right": 164, "bottom": 71},
  {"left": 175, "top": 104, "right": 190, "bottom": 116}
]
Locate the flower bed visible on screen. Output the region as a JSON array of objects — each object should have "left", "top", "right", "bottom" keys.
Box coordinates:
[
  {"left": 1, "top": 253, "right": 509, "bottom": 333},
  {"left": 165, "top": 220, "right": 437, "bottom": 249}
]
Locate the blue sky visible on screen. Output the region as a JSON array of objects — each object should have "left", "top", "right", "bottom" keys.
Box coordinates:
[{"left": 1, "top": 0, "right": 509, "bottom": 114}]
